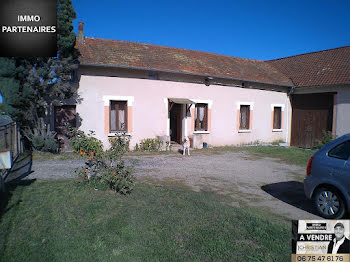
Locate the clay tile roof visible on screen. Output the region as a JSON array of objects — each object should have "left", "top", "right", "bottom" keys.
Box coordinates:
[
  {"left": 76, "top": 37, "right": 293, "bottom": 86},
  {"left": 266, "top": 46, "right": 350, "bottom": 87}
]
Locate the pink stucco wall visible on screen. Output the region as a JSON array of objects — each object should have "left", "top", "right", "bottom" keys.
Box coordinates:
[{"left": 77, "top": 74, "right": 291, "bottom": 149}]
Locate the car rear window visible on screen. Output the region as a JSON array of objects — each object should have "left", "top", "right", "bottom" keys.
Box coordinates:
[{"left": 328, "top": 140, "right": 350, "bottom": 160}]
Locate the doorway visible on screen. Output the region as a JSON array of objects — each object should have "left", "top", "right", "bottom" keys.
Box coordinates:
[
  {"left": 54, "top": 105, "right": 77, "bottom": 151},
  {"left": 169, "top": 103, "right": 182, "bottom": 143}
]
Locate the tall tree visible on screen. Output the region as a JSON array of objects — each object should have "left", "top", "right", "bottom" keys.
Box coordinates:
[{"left": 0, "top": 0, "right": 79, "bottom": 147}]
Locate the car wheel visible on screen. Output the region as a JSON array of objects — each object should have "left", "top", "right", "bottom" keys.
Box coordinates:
[{"left": 313, "top": 187, "right": 346, "bottom": 219}]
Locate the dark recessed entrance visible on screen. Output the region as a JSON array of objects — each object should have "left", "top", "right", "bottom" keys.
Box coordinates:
[
  {"left": 54, "top": 105, "right": 77, "bottom": 151},
  {"left": 169, "top": 103, "right": 182, "bottom": 144}
]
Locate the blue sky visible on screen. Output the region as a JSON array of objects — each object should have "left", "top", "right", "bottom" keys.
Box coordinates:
[{"left": 72, "top": 0, "right": 350, "bottom": 60}]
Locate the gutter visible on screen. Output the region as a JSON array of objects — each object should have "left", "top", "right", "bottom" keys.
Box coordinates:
[{"left": 79, "top": 62, "right": 293, "bottom": 89}]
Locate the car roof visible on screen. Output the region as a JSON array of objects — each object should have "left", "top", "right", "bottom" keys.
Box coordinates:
[{"left": 316, "top": 133, "right": 350, "bottom": 154}]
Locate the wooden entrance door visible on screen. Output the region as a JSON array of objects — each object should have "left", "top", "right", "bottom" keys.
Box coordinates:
[
  {"left": 170, "top": 104, "right": 182, "bottom": 143},
  {"left": 291, "top": 93, "right": 334, "bottom": 148}
]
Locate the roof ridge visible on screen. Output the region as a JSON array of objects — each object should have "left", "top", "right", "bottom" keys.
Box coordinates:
[
  {"left": 266, "top": 45, "right": 350, "bottom": 62},
  {"left": 84, "top": 37, "right": 264, "bottom": 63}
]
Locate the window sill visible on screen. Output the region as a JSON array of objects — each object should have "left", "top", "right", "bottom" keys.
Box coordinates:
[
  {"left": 108, "top": 132, "right": 131, "bottom": 137},
  {"left": 193, "top": 130, "right": 210, "bottom": 134},
  {"left": 238, "top": 130, "right": 251, "bottom": 133},
  {"left": 272, "top": 129, "right": 283, "bottom": 132}
]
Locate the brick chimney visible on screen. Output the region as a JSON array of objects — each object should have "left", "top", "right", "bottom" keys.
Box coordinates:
[{"left": 78, "top": 22, "right": 84, "bottom": 42}]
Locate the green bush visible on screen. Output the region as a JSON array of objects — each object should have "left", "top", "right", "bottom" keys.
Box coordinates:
[
  {"left": 42, "top": 136, "right": 57, "bottom": 152},
  {"left": 75, "top": 132, "right": 135, "bottom": 195},
  {"left": 24, "top": 118, "right": 57, "bottom": 152},
  {"left": 100, "top": 161, "right": 135, "bottom": 194},
  {"left": 32, "top": 135, "right": 45, "bottom": 151},
  {"left": 139, "top": 138, "right": 162, "bottom": 151},
  {"left": 107, "top": 133, "right": 130, "bottom": 160},
  {"left": 70, "top": 130, "right": 103, "bottom": 156},
  {"left": 313, "top": 130, "right": 336, "bottom": 149}
]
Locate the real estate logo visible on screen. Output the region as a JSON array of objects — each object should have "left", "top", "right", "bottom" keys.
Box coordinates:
[
  {"left": 0, "top": 0, "right": 57, "bottom": 57},
  {"left": 292, "top": 220, "right": 350, "bottom": 262}
]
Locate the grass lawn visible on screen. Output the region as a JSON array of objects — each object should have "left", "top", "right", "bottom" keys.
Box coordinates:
[
  {"left": 34, "top": 145, "right": 315, "bottom": 168},
  {"left": 194, "top": 146, "right": 316, "bottom": 167},
  {"left": 0, "top": 179, "right": 290, "bottom": 262}
]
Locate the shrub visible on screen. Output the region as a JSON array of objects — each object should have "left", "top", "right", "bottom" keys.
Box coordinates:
[
  {"left": 100, "top": 162, "right": 135, "bottom": 194},
  {"left": 42, "top": 136, "right": 57, "bottom": 152},
  {"left": 24, "top": 118, "right": 57, "bottom": 152},
  {"left": 70, "top": 130, "right": 103, "bottom": 156},
  {"left": 313, "top": 130, "right": 336, "bottom": 149},
  {"left": 138, "top": 138, "right": 162, "bottom": 151},
  {"left": 31, "top": 135, "right": 45, "bottom": 151},
  {"left": 75, "top": 132, "right": 135, "bottom": 195},
  {"left": 107, "top": 133, "right": 130, "bottom": 161}
]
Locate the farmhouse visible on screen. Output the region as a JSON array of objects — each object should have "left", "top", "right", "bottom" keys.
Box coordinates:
[{"left": 56, "top": 22, "right": 350, "bottom": 150}]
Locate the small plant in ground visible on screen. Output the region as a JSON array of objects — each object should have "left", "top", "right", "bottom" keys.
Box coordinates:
[
  {"left": 134, "top": 143, "right": 140, "bottom": 151},
  {"left": 139, "top": 138, "right": 161, "bottom": 151},
  {"left": 134, "top": 138, "right": 171, "bottom": 152},
  {"left": 74, "top": 131, "right": 135, "bottom": 194},
  {"left": 100, "top": 161, "right": 135, "bottom": 194},
  {"left": 271, "top": 139, "right": 285, "bottom": 145},
  {"left": 313, "top": 130, "right": 336, "bottom": 149},
  {"left": 24, "top": 118, "right": 57, "bottom": 152},
  {"left": 67, "top": 125, "right": 103, "bottom": 156}
]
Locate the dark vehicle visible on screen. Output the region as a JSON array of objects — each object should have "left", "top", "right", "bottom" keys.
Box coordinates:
[{"left": 304, "top": 134, "right": 350, "bottom": 219}]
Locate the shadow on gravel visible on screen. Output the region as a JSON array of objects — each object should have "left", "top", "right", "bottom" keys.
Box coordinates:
[{"left": 261, "top": 181, "right": 319, "bottom": 216}]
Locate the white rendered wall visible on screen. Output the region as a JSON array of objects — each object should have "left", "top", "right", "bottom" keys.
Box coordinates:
[{"left": 77, "top": 74, "right": 291, "bottom": 149}]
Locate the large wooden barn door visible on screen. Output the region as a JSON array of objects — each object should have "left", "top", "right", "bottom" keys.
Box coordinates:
[{"left": 291, "top": 93, "right": 334, "bottom": 148}]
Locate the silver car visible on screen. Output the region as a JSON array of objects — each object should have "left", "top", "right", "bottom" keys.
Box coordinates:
[{"left": 304, "top": 134, "right": 350, "bottom": 219}]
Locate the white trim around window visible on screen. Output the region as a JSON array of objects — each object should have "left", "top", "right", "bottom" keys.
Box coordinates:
[
  {"left": 270, "top": 104, "right": 285, "bottom": 111},
  {"left": 191, "top": 99, "right": 213, "bottom": 109},
  {"left": 103, "top": 96, "right": 134, "bottom": 106},
  {"left": 237, "top": 102, "right": 254, "bottom": 110}
]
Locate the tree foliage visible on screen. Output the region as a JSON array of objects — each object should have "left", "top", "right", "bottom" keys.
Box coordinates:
[{"left": 0, "top": 0, "right": 79, "bottom": 148}]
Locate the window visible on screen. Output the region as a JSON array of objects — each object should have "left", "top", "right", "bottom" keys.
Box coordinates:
[
  {"left": 239, "top": 105, "right": 250, "bottom": 130},
  {"left": 110, "top": 101, "right": 127, "bottom": 132},
  {"left": 195, "top": 103, "right": 208, "bottom": 131},
  {"left": 328, "top": 140, "right": 350, "bottom": 160},
  {"left": 273, "top": 107, "right": 282, "bottom": 129}
]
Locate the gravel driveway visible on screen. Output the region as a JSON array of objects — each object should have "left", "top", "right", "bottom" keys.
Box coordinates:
[{"left": 29, "top": 151, "right": 320, "bottom": 220}]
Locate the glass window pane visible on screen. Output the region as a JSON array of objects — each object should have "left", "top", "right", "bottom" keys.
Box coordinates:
[
  {"left": 240, "top": 105, "right": 249, "bottom": 129},
  {"left": 110, "top": 107, "right": 116, "bottom": 131},
  {"left": 328, "top": 141, "right": 350, "bottom": 160},
  {"left": 119, "top": 107, "right": 125, "bottom": 130},
  {"left": 195, "top": 104, "right": 208, "bottom": 130},
  {"left": 274, "top": 107, "right": 281, "bottom": 129}
]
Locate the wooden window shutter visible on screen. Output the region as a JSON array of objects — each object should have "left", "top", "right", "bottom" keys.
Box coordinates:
[
  {"left": 240, "top": 105, "right": 250, "bottom": 130},
  {"left": 203, "top": 104, "right": 208, "bottom": 131}
]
